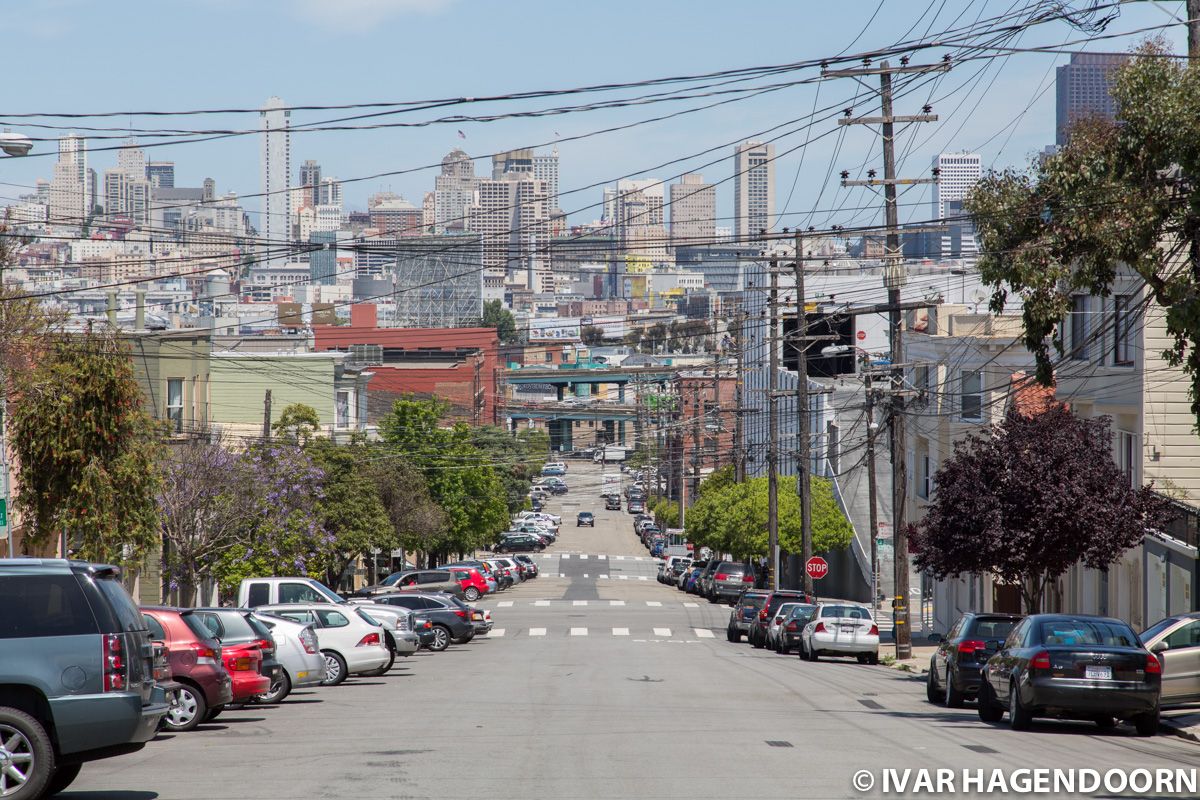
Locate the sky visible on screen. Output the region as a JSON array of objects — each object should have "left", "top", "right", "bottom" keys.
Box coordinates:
[{"left": 0, "top": 0, "right": 1189, "bottom": 234}]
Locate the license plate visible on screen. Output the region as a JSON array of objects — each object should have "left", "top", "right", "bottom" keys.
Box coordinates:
[
  {"left": 1085, "top": 665, "right": 1112, "bottom": 680},
  {"left": 840, "top": 625, "right": 857, "bottom": 632}
]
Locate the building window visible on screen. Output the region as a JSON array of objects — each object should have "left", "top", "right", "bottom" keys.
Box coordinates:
[
  {"left": 960, "top": 370, "right": 983, "bottom": 422},
  {"left": 336, "top": 391, "right": 350, "bottom": 428},
  {"left": 1118, "top": 430, "right": 1137, "bottom": 488},
  {"left": 918, "top": 454, "right": 933, "bottom": 500},
  {"left": 1069, "top": 295, "right": 1088, "bottom": 360},
  {"left": 166, "top": 378, "right": 183, "bottom": 433},
  {"left": 1113, "top": 295, "right": 1135, "bottom": 366},
  {"left": 544, "top": 352, "right": 553, "bottom": 363}
]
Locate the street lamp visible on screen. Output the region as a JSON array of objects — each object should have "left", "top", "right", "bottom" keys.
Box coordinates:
[{"left": 1, "top": 130, "right": 33, "bottom": 558}]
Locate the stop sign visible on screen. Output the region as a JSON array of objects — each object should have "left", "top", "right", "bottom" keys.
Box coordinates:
[
  {"left": 856, "top": 330, "right": 866, "bottom": 341},
  {"left": 806, "top": 556, "right": 829, "bottom": 580}
]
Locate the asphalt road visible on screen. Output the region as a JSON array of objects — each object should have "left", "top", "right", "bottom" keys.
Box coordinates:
[{"left": 69, "top": 461, "right": 1200, "bottom": 799}]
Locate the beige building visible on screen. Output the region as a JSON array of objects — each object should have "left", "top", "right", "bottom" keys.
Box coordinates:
[
  {"left": 733, "top": 140, "right": 774, "bottom": 241},
  {"left": 669, "top": 173, "right": 715, "bottom": 247}
]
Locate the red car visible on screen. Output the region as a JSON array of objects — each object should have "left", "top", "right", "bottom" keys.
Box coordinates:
[
  {"left": 187, "top": 609, "right": 272, "bottom": 704},
  {"left": 142, "top": 606, "right": 235, "bottom": 732},
  {"left": 444, "top": 566, "right": 490, "bottom": 602}
]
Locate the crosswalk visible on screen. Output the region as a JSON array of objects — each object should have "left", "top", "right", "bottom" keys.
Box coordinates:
[
  {"left": 540, "top": 553, "right": 657, "bottom": 561},
  {"left": 481, "top": 599, "right": 717, "bottom": 608},
  {"left": 485, "top": 626, "right": 722, "bottom": 640}
]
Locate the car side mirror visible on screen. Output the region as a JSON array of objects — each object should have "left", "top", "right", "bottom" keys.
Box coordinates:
[
  {"left": 1151, "top": 640, "right": 1169, "bottom": 654},
  {"left": 927, "top": 633, "right": 943, "bottom": 644}
]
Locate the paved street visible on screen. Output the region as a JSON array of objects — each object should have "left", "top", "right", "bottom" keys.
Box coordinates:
[{"left": 69, "top": 463, "right": 1200, "bottom": 799}]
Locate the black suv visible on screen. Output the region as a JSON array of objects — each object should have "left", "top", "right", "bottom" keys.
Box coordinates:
[{"left": 0, "top": 559, "right": 169, "bottom": 798}]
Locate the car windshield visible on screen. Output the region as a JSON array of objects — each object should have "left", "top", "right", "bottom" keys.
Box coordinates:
[
  {"left": 789, "top": 605, "right": 816, "bottom": 618},
  {"left": 1038, "top": 619, "right": 1138, "bottom": 648},
  {"left": 820, "top": 605, "right": 871, "bottom": 620},
  {"left": 971, "top": 618, "right": 1018, "bottom": 641},
  {"left": 1140, "top": 617, "right": 1182, "bottom": 644},
  {"left": 381, "top": 572, "right": 409, "bottom": 586},
  {"left": 741, "top": 596, "right": 767, "bottom": 609}
]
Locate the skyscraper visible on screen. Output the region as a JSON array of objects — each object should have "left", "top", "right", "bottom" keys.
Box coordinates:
[
  {"left": 108, "top": 139, "right": 152, "bottom": 223},
  {"left": 146, "top": 161, "right": 175, "bottom": 189},
  {"left": 49, "top": 134, "right": 87, "bottom": 225},
  {"left": 733, "top": 141, "right": 774, "bottom": 241},
  {"left": 299, "top": 159, "right": 322, "bottom": 208},
  {"left": 931, "top": 152, "right": 982, "bottom": 263},
  {"left": 467, "top": 172, "right": 551, "bottom": 296},
  {"left": 260, "top": 96, "right": 291, "bottom": 243},
  {"left": 319, "top": 176, "right": 342, "bottom": 208},
  {"left": 1055, "top": 52, "right": 1126, "bottom": 145},
  {"left": 534, "top": 147, "right": 559, "bottom": 212},
  {"left": 669, "top": 173, "right": 715, "bottom": 246},
  {"left": 116, "top": 139, "right": 146, "bottom": 180},
  {"left": 434, "top": 148, "right": 478, "bottom": 233},
  {"left": 611, "top": 178, "right": 667, "bottom": 261}
]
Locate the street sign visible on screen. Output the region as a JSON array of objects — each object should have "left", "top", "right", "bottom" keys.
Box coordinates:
[
  {"left": 0, "top": 498, "right": 6, "bottom": 528},
  {"left": 805, "top": 556, "right": 829, "bottom": 580},
  {"left": 856, "top": 330, "right": 866, "bottom": 341}
]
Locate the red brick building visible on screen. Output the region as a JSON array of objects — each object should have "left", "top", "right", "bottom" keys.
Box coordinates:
[{"left": 314, "top": 304, "right": 500, "bottom": 424}]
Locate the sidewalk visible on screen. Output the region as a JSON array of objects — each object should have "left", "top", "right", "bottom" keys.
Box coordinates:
[{"left": 1161, "top": 706, "right": 1200, "bottom": 742}]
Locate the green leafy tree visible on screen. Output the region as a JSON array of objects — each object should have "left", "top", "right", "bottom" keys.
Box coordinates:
[
  {"left": 10, "top": 335, "right": 163, "bottom": 566},
  {"left": 624, "top": 328, "right": 643, "bottom": 350},
  {"left": 481, "top": 299, "right": 519, "bottom": 345},
  {"left": 273, "top": 402, "right": 321, "bottom": 444},
  {"left": 966, "top": 40, "right": 1200, "bottom": 424},
  {"left": 368, "top": 456, "right": 448, "bottom": 568},
  {"left": 654, "top": 500, "right": 680, "bottom": 529}
]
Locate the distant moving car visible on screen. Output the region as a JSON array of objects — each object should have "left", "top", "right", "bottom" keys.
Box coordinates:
[
  {"left": 577, "top": 511, "right": 595, "bottom": 527},
  {"left": 926, "top": 612, "right": 1021, "bottom": 707},
  {"left": 1139, "top": 612, "right": 1200, "bottom": 707},
  {"left": 978, "top": 614, "right": 1161, "bottom": 735},
  {"left": 800, "top": 602, "right": 879, "bottom": 664},
  {"left": 605, "top": 495, "right": 621, "bottom": 511}
]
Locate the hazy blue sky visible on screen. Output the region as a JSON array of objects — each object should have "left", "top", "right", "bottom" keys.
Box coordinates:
[{"left": 0, "top": 1, "right": 1187, "bottom": 232}]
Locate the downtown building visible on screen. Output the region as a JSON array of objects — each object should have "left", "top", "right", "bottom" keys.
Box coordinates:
[
  {"left": 259, "top": 96, "right": 291, "bottom": 246},
  {"left": 733, "top": 140, "right": 774, "bottom": 242},
  {"left": 669, "top": 173, "right": 716, "bottom": 248},
  {"left": 49, "top": 134, "right": 88, "bottom": 226},
  {"left": 468, "top": 152, "right": 552, "bottom": 299},
  {"left": 1056, "top": 52, "right": 1126, "bottom": 145},
  {"left": 434, "top": 148, "right": 479, "bottom": 233}
]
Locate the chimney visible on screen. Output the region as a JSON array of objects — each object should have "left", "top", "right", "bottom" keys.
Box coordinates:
[
  {"left": 135, "top": 287, "right": 146, "bottom": 330},
  {"left": 106, "top": 291, "right": 118, "bottom": 327}
]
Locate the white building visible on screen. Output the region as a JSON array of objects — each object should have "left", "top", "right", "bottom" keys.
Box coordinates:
[
  {"left": 319, "top": 176, "right": 342, "bottom": 208},
  {"left": 49, "top": 134, "right": 87, "bottom": 226},
  {"left": 467, "top": 172, "right": 551, "bottom": 298},
  {"left": 534, "top": 147, "right": 560, "bottom": 212},
  {"left": 669, "top": 173, "right": 715, "bottom": 247},
  {"left": 931, "top": 152, "right": 982, "bottom": 263},
  {"left": 103, "top": 169, "right": 151, "bottom": 225},
  {"left": 116, "top": 139, "right": 147, "bottom": 181},
  {"left": 611, "top": 178, "right": 668, "bottom": 262},
  {"left": 733, "top": 140, "right": 774, "bottom": 241},
  {"left": 259, "top": 97, "right": 291, "bottom": 245},
  {"left": 434, "top": 148, "right": 478, "bottom": 233}
]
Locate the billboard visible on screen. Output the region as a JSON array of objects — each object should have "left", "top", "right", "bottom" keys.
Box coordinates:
[
  {"left": 581, "top": 314, "right": 626, "bottom": 341},
  {"left": 528, "top": 316, "right": 581, "bottom": 341}
]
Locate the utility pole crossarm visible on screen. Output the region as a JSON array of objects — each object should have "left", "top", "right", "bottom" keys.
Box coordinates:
[
  {"left": 838, "top": 114, "right": 937, "bottom": 125},
  {"left": 822, "top": 63, "right": 950, "bottom": 78},
  {"left": 841, "top": 178, "right": 937, "bottom": 187}
]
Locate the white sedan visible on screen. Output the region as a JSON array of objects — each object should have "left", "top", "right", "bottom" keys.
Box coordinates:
[
  {"left": 800, "top": 603, "right": 880, "bottom": 664},
  {"left": 256, "top": 603, "right": 392, "bottom": 685},
  {"left": 765, "top": 602, "right": 813, "bottom": 653}
]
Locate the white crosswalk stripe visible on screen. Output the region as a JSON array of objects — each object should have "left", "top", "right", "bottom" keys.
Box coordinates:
[
  {"left": 490, "top": 628, "right": 506, "bottom": 637},
  {"left": 497, "top": 600, "right": 514, "bottom": 608},
  {"left": 615, "top": 555, "right": 625, "bottom": 560},
  {"left": 579, "top": 554, "right": 588, "bottom": 560},
  {"left": 534, "top": 600, "right": 550, "bottom": 607},
  {"left": 619, "top": 575, "right": 629, "bottom": 580},
  {"left": 637, "top": 576, "right": 648, "bottom": 581},
  {"left": 609, "top": 600, "right": 625, "bottom": 606},
  {"left": 683, "top": 603, "right": 698, "bottom": 608},
  {"left": 612, "top": 627, "right": 629, "bottom": 636},
  {"left": 573, "top": 600, "right": 588, "bottom": 606},
  {"left": 694, "top": 628, "right": 715, "bottom": 638},
  {"left": 598, "top": 555, "right": 607, "bottom": 560},
  {"left": 528, "top": 627, "right": 547, "bottom": 636},
  {"left": 582, "top": 574, "right": 589, "bottom": 578},
  {"left": 599, "top": 574, "right": 609, "bottom": 579},
  {"left": 653, "top": 628, "right": 672, "bottom": 637},
  {"left": 558, "top": 573, "right": 565, "bottom": 578},
  {"left": 570, "top": 627, "right": 588, "bottom": 636},
  {"left": 560, "top": 554, "right": 571, "bottom": 559},
  {"left": 646, "top": 601, "right": 662, "bottom": 607}
]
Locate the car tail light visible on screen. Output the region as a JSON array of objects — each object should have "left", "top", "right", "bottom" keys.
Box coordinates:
[
  {"left": 102, "top": 634, "right": 126, "bottom": 692},
  {"left": 225, "top": 654, "right": 252, "bottom": 671},
  {"left": 356, "top": 633, "right": 382, "bottom": 647},
  {"left": 774, "top": 616, "right": 784, "bottom": 624},
  {"left": 814, "top": 622, "right": 827, "bottom": 634},
  {"left": 422, "top": 620, "right": 432, "bottom": 630},
  {"left": 454, "top": 609, "right": 467, "bottom": 619},
  {"left": 1145, "top": 654, "right": 1162, "bottom": 675},
  {"left": 785, "top": 622, "right": 799, "bottom": 632},
  {"left": 742, "top": 574, "right": 754, "bottom": 583},
  {"left": 1030, "top": 651, "right": 1051, "bottom": 671},
  {"left": 299, "top": 627, "right": 319, "bottom": 655},
  {"left": 758, "top": 608, "right": 769, "bottom": 621},
  {"left": 254, "top": 637, "right": 275, "bottom": 657},
  {"left": 714, "top": 573, "right": 728, "bottom": 581},
  {"left": 869, "top": 624, "right": 879, "bottom": 636},
  {"left": 957, "top": 639, "right": 986, "bottom": 655},
  {"left": 190, "top": 641, "right": 219, "bottom": 666}
]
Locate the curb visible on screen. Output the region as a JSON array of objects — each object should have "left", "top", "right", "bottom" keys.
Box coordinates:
[{"left": 1160, "top": 719, "right": 1200, "bottom": 744}]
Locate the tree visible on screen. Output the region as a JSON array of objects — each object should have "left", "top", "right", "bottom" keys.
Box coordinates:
[
  {"left": 654, "top": 500, "right": 680, "bottom": 529},
  {"left": 624, "top": 329, "right": 643, "bottom": 350},
  {"left": 911, "top": 405, "right": 1173, "bottom": 613},
  {"left": 469, "top": 425, "right": 548, "bottom": 512},
  {"left": 368, "top": 456, "right": 447, "bottom": 569},
  {"left": 273, "top": 402, "right": 321, "bottom": 444},
  {"left": 481, "top": 299, "right": 519, "bottom": 345},
  {"left": 580, "top": 325, "right": 606, "bottom": 346},
  {"left": 10, "top": 335, "right": 163, "bottom": 566},
  {"left": 966, "top": 40, "right": 1200, "bottom": 425},
  {"left": 642, "top": 322, "right": 669, "bottom": 353}
]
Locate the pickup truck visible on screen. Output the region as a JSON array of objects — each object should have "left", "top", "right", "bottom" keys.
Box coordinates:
[{"left": 0, "top": 558, "right": 169, "bottom": 798}]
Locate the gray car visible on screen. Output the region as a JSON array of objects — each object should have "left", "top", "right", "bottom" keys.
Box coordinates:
[
  {"left": 708, "top": 562, "right": 751, "bottom": 603},
  {"left": 0, "top": 559, "right": 169, "bottom": 798}
]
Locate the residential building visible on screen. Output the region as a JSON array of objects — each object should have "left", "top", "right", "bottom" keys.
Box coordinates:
[
  {"left": 259, "top": 96, "right": 291, "bottom": 245},
  {"left": 123, "top": 331, "right": 212, "bottom": 437},
  {"left": 669, "top": 173, "right": 715, "bottom": 247},
  {"left": 1056, "top": 52, "right": 1127, "bottom": 145},
  {"left": 733, "top": 140, "right": 774, "bottom": 241},
  {"left": 145, "top": 161, "right": 175, "bottom": 189},
  {"left": 298, "top": 159, "right": 321, "bottom": 208},
  {"left": 49, "top": 134, "right": 87, "bottom": 226}
]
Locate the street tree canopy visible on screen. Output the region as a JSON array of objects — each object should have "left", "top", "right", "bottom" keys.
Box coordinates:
[
  {"left": 966, "top": 40, "right": 1200, "bottom": 425},
  {"left": 911, "top": 404, "right": 1173, "bottom": 613},
  {"left": 481, "top": 299, "right": 519, "bottom": 345},
  {"left": 273, "top": 402, "right": 321, "bottom": 444}
]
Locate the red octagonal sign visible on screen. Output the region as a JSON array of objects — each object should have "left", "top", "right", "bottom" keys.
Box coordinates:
[{"left": 805, "top": 556, "right": 829, "bottom": 580}]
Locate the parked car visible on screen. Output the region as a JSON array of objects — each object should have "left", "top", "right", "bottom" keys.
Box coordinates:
[
  {"left": 664, "top": 556, "right": 692, "bottom": 584},
  {"left": 444, "top": 560, "right": 501, "bottom": 594},
  {"left": 775, "top": 604, "right": 818, "bottom": 654},
  {"left": 367, "top": 593, "right": 475, "bottom": 651},
  {"left": 513, "top": 555, "right": 540, "bottom": 578},
  {"left": 141, "top": 606, "right": 234, "bottom": 732},
  {"left": 628, "top": 500, "right": 645, "bottom": 514},
  {"left": 683, "top": 561, "right": 709, "bottom": 593},
  {"left": 436, "top": 566, "right": 490, "bottom": 602},
  {"left": 509, "top": 523, "right": 557, "bottom": 541},
  {"left": 727, "top": 591, "right": 769, "bottom": 642},
  {"left": 978, "top": 614, "right": 1161, "bottom": 735},
  {"left": 926, "top": 612, "right": 1022, "bottom": 707},
  {"left": 747, "top": 590, "right": 812, "bottom": 647},
  {"left": 189, "top": 609, "right": 277, "bottom": 701},
  {"left": 470, "top": 607, "right": 494, "bottom": 636},
  {"left": 250, "top": 612, "right": 327, "bottom": 703},
  {"left": 494, "top": 535, "right": 545, "bottom": 553},
  {"left": 799, "top": 602, "right": 879, "bottom": 663},
  {"left": 254, "top": 603, "right": 392, "bottom": 685},
  {"left": 1139, "top": 613, "right": 1200, "bottom": 707},
  {"left": 351, "top": 569, "right": 466, "bottom": 600},
  {"left": 342, "top": 604, "right": 420, "bottom": 658},
  {"left": 237, "top": 576, "right": 412, "bottom": 639},
  {"left": 766, "top": 603, "right": 816, "bottom": 653},
  {"left": 704, "top": 561, "right": 752, "bottom": 604},
  {"left": 0, "top": 559, "right": 172, "bottom": 799},
  {"left": 541, "top": 463, "right": 566, "bottom": 476}
]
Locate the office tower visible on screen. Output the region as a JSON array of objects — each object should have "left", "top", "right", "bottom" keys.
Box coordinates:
[
  {"left": 309, "top": 230, "right": 337, "bottom": 285},
  {"left": 1056, "top": 52, "right": 1126, "bottom": 145},
  {"left": 35, "top": 179, "right": 50, "bottom": 205},
  {"left": 467, "top": 172, "right": 550, "bottom": 295},
  {"left": 319, "top": 176, "right": 342, "bottom": 208},
  {"left": 669, "top": 173, "right": 715, "bottom": 246},
  {"left": 299, "top": 159, "right": 322, "bottom": 208},
  {"left": 368, "top": 192, "right": 422, "bottom": 235},
  {"left": 611, "top": 178, "right": 667, "bottom": 261},
  {"left": 389, "top": 233, "right": 485, "bottom": 327},
  {"left": 492, "top": 148, "right": 534, "bottom": 179},
  {"left": 202, "top": 177, "right": 215, "bottom": 202},
  {"left": 434, "top": 148, "right": 478, "bottom": 233},
  {"left": 146, "top": 161, "right": 175, "bottom": 189},
  {"left": 85, "top": 168, "right": 96, "bottom": 218},
  {"left": 103, "top": 169, "right": 151, "bottom": 224},
  {"left": 260, "top": 96, "right": 291, "bottom": 243},
  {"left": 931, "top": 152, "right": 982, "bottom": 263},
  {"left": 422, "top": 191, "right": 435, "bottom": 231},
  {"left": 533, "top": 146, "right": 559, "bottom": 212},
  {"left": 116, "top": 139, "right": 146, "bottom": 180},
  {"left": 49, "top": 134, "right": 87, "bottom": 225},
  {"left": 733, "top": 140, "right": 774, "bottom": 241}
]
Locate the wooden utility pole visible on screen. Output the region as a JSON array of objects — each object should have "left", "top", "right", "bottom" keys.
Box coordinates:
[
  {"left": 734, "top": 312, "right": 746, "bottom": 482},
  {"left": 767, "top": 259, "right": 780, "bottom": 591},
  {"left": 794, "top": 230, "right": 814, "bottom": 597},
  {"left": 1190, "top": 0, "right": 1200, "bottom": 60},
  {"left": 262, "top": 389, "right": 273, "bottom": 440},
  {"left": 864, "top": 373, "right": 880, "bottom": 612},
  {"left": 827, "top": 57, "right": 947, "bottom": 659}
]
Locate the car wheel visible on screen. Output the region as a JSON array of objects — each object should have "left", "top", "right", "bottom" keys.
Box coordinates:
[
  {"left": 809, "top": 647, "right": 819, "bottom": 662},
  {"left": 926, "top": 660, "right": 941, "bottom": 703},
  {"left": 1008, "top": 681, "right": 1032, "bottom": 731},
  {"left": 359, "top": 651, "right": 394, "bottom": 678},
  {"left": 857, "top": 653, "right": 870, "bottom": 665},
  {"left": 203, "top": 705, "right": 224, "bottom": 723},
  {"left": 867, "top": 652, "right": 879, "bottom": 666},
  {"left": 944, "top": 669, "right": 965, "bottom": 708},
  {"left": 429, "top": 625, "right": 451, "bottom": 652},
  {"left": 465, "top": 587, "right": 481, "bottom": 602},
  {"left": 977, "top": 680, "right": 1004, "bottom": 723},
  {"left": 751, "top": 630, "right": 765, "bottom": 649},
  {"left": 258, "top": 670, "right": 293, "bottom": 704},
  {"left": 1133, "top": 709, "right": 1160, "bottom": 737},
  {"left": 44, "top": 762, "right": 82, "bottom": 797},
  {"left": 798, "top": 640, "right": 808, "bottom": 660},
  {"left": 779, "top": 642, "right": 790, "bottom": 655},
  {"left": 0, "top": 706, "right": 55, "bottom": 800},
  {"left": 321, "top": 650, "right": 348, "bottom": 686},
  {"left": 1093, "top": 715, "right": 1116, "bottom": 730},
  {"left": 163, "top": 683, "right": 207, "bottom": 732}
]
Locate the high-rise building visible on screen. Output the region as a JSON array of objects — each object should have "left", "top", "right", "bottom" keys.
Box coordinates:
[
  {"left": 467, "top": 173, "right": 551, "bottom": 296},
  {"left": 309, "top": 230, "right": 337, "bottom": 285},
  {"left": 202, "top": 177, "right": 216, "bottom": 202},
  {"left": 146, "top": 161, "right": 175, "bottom": 189},
  {"left": 733, "top": 140, "right": 774, "bottom": 241},
  {"left": 931, "top": 152, "right": 982, "bottom": 263},
  {"left": 492, "top": 148, "right": 533, "bottom": 179},
  {"left": 534, "top": 147, "right": 559, "bottom": 212},
  {"left": 104, "top": 169, "right": 151, "bottom": 224},
  {"left": 368, "top": 192, "right": 423, "bottom": 235},
  {"left": 319, "top": 176, "right": 342, "bottom": 208},
  {"left": 116, "top": 139, "right": 146, "bottom": 180},
  {"left": 49, "top": 134, "right": 87, "bottom": 225},
  {"left": 259, "top": 96, "right": 291, "bottom": 243},
  {"left": 299, "top": 159, "right": 322, "bottom": 208},
  {"left": 434, "top": 148, "right": 478, "bottom": 233},
  {"left": 1055, "top": 52, "right": 1126, "bottom": 145},
  {"left": 610, "top": 178, "right": 667, "bottom": 261},
  {"left": 669, "top": 173, "right": 715, "bottom": 247}
]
